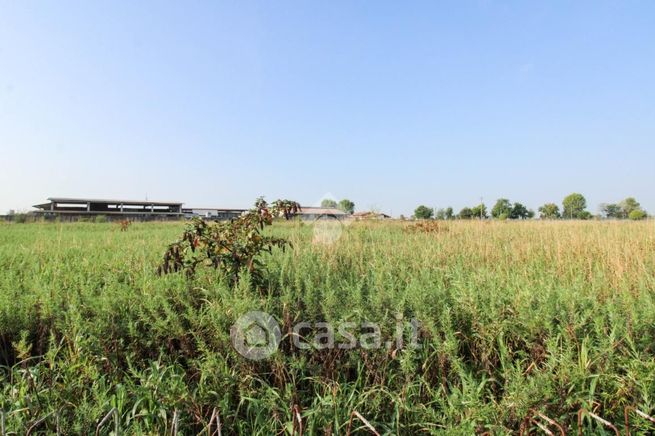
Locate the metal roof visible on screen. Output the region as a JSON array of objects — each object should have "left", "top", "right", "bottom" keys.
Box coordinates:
[
  {"left": 298, "top": 207, "right": 347, "bottom": 215},
  {"left": 352, "top": 211, "right": 391, "bottom": 217},
  {"left": 32, "top": 210, "right": 183, "bottom": 215},
  {"left": 45, "top": 197, "right": 183, "bottom": 206},
  {"left": 183, "top": 207, "right": 247, "bottom": 212}
]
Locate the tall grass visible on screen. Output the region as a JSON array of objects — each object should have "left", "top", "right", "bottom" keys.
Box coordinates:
[{"left": 0, "top": 220, "right": 654, "bottom": 434}]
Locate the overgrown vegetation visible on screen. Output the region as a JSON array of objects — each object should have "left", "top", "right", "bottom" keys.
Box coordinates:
[
  {"left": 403, "top": 220, "right": 448, "bottom": 233},
  {"left": 1, "top": 219, "right": 655, "bottom": 433}
]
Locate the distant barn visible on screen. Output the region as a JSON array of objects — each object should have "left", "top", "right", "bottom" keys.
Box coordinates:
[
  {"left": 182, "top": 206, "right": 347, "bottom": 221},
  {"left": 296, "top": 207, "right": 347, "bottom": 220},
  {"left": 182, "top": 208, "right": 246, "bottom": 220},
  {"left": 180, "top": 206, "right": 347, "bottom": 221},
  {"left": 352, "top": 211, "right": 392, "bottom": 220},
  {"left": 33, "top": 197, "right": 184, "bottom": 221}
]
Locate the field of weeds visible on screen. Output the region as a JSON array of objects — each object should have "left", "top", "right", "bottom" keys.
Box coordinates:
[{"left": 1, "top": 220, "right": 654, "bottom": 434}]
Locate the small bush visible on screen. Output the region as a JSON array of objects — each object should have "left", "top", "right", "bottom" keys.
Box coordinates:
[
  {"left": 95, "top": 215, "right": 108, "bottom": 223},
  {"left": 404, "top": 220, "right": 448, "bottom": 233},
  {"left": 13, "top": 214, "right": 28, "bottom": 224},
  {"left": 577, "top": 211, "right": 593, "bottom": 220},
  {"left": 158, "top": 197, "right": 300, "bottom": 287},
  {"left": 118, "top": 219, "right": 130, "bottom": 231},
  {"left": 629, "top": 209, "right": 647, "bottom": 220}
]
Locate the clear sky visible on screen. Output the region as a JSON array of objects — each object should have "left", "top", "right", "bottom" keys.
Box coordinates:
[{"left": 1, "top": 1, "right": 654, "bottom": 216}]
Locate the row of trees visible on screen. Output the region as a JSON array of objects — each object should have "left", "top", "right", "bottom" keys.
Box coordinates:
[
  {"left": 414, "top": 193, "right": 648, "bottom": 221},
  {"left": 414, "top": 201, "right": 533, "bottom": 220},
  {"left": 549, "top": 194, "right": 647, "bottom": 220},
  {"left": 600, "top": 197, "right": 647, "bottom": 220},
  {"left": 321, "top": 198, "right": 355, "bottom": 214}
]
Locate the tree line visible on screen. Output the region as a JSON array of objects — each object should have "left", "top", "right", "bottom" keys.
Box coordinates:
[{"left": 413, "top": 193, "right": 648, "bottom": 221}]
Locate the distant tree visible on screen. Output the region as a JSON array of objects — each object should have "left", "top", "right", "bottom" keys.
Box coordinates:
[
  {"left": 601, "top": 203, "right": 623, "bottom": 219},
  {"left": 337, "top": 199, "right": 355, "bottom": 214},
  {"left": 7, "top": 209, "right": 15, "bottom": 216},
  {"left": 492, "top": 199, "right": 512, "bottom": 219},
  {"left": 539, "top": 203, "right": 560, "bottom": 219},
  {"left": 620, "top": 197, "right": 641, "bottom": 218},
  {"left": 435, "top": 207, "right": 455, "bottom": 220},
  {"left": 321, "top": 199, "right": 338, "bottom": 209},
  {"left": 414, "top": 205, "right": 434, "bottom": 220},
  {"left": 458, "top": 207, "right": 474, "bottom": 220},
  {"left": 578, "top": 211, "right": 593, "bottom": 220},
  {"left": 527, "top": 209, "right": 536, "bottom": 219},
  {"left": 629, "top": 209, "right": 647, "bottom": 220},
  {"left": 510, "top": 202, "right": 530, "bottom": 220},
  {"left": 471, "top": 203, "right": 488, "bottom": 220},
  {"left": 562, "top": 193, "right": 588, "bottom": 219}
]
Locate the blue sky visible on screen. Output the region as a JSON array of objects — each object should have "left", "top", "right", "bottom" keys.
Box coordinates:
[{"left": 1, "top": 1, "right": 654, "bottom": 216}]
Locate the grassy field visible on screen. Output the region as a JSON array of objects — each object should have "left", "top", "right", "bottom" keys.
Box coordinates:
[{"left": 1, "top": 219, "right": 654, "bottom": 434}]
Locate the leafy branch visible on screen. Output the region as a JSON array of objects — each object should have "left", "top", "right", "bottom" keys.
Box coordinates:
[{"left": 157, "top": 198, "right": 301, "bottom": 287}]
